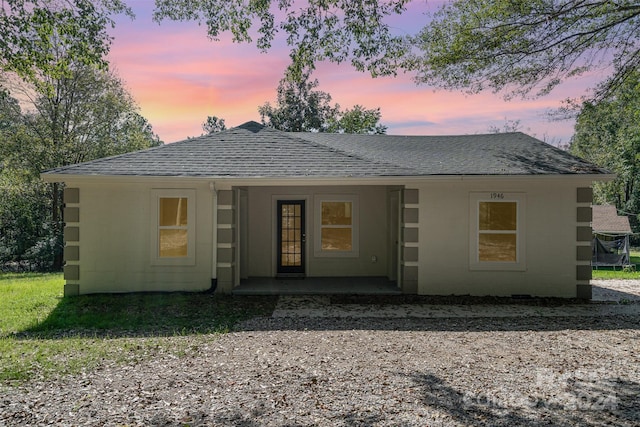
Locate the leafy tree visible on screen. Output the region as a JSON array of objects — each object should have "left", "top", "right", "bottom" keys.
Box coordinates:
[
  {"left": 0, "top": 88, "right": 22, "bottom": 174},
  {"left": 7, "top": 1, "right": 635, "bottom": 104},
  {"left": 0, "top": 0, "right": 130, "bottom": 93},
  {"left": 202, "top": 115, "right": 227, "bottom": 134},
  {"left": 259, "top": 72, "right": 386, "bottom": 134},
  {"left": 8, "top": 65, "right": 161, "bottom": 171},
  {"left": 152, "top": 0, "right": 410, "bottom": 80},
  {"left": 152, "top": 1, "right": 640, "bottom": 100},
  {"left": 1, "top": 1, "right": 158, "bottom": 270},
  {"left": 328, "top": 105, "right": 387, "bottom": 135},
  {"left": 0, "top": 92, "right": 53, "bottom": 270},
  {"left": 0, "top": 169, "right": 54, "bottom": 271},
  {"left": 0, "top": 89, "right": 27, "bottom": 178},
  {"left": 1, "top": 66, "right": 161, "bottom": 270},
  {"left": 413, "top": 0, "right": 640, "bottom": 99},
  {"left": 0, "top": 88, "right": 21, "bottom": 130},
  {"left": 259, "top": 73, "right": 339, "bottom": 132},
  {"left": 570, "top": 72, "right": 640, "bottom": 233}
]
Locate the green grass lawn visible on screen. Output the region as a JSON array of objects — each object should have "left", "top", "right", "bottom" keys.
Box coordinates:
[
  {"left": 592, "top": 251, "right": 640, "bottom": 280},
  {"left": 0, "top": 273, "right": 276, "bottom": 383}
]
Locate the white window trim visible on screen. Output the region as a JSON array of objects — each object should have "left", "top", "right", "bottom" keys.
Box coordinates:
[
  {"left": 314, "top": 194, "right": 359, "bottom": 258},
  {"left": 150, "top": 189, "right": 196, "bottom": 266},
  {"left": 469, "top": 192, "right": 526, "bottom": 271}
]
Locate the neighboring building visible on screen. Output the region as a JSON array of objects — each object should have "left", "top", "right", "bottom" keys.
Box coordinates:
[
  {"left": 42, "top": 121, "right": 612, "bottom": 298},
  {"left": 592, "top": 205, "right": 633, "bottom": 236},
  {"left": 591, "top": 205, "right": 633, "bottom": 268}
]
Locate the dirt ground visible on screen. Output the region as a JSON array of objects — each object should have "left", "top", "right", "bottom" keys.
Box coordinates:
[{"left": 1, "top": 280, "right": 639, "bottom": 426}]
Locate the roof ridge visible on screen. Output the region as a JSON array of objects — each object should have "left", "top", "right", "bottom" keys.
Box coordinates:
[{"left": 284, "top": 131, "right": 422, "bottom": 174}]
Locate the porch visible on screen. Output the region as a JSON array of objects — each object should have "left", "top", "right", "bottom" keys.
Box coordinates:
[
  {"left": 233, "top": 277, "right": 401, "bottom": 295},
  {"left": 215, "top": 185, "right": 420, "bottom": 294}
]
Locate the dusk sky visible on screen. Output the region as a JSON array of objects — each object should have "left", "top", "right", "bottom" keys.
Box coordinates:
[{"left": 107, "top": 1, "right": 604, "bottom": 145}]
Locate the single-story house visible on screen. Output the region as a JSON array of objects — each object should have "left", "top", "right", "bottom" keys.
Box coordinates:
[
  {"left": 591, "top": 205, "right": 633, "bottom": 268},
  {"left": 42, "top": 121, "right": 612, "bottom": 298}
]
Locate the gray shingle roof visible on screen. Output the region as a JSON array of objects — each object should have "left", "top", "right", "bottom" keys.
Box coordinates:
[
  {"left": 292, "top": 132, "right": 605, "bottom": 175},
  {"left": 43, "top": 121, "right": 609, "bottom": 178},
  {"left": 592, "top": 205, "right": 632, "bottom": 234}
]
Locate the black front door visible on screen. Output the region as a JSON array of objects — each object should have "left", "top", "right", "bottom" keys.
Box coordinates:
[{"left": 277, "top": 200, "right": 305, "bottom": 276}]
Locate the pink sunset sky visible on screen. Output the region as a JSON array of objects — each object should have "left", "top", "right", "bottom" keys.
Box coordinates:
[{"left": 107, "top": 1, "right": 603, "bottom": 145}]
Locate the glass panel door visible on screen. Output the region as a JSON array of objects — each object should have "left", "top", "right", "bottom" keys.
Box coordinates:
[{"left": 277, "top": 200, "right": 305, "bottom": 276}]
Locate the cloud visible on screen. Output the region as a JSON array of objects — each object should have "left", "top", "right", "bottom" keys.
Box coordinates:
[
  {"left": 108, "top": 7, "right": 292, "bottom": 141},
  {"left": 106, "top": 1, "right": 603, "bottom": 144}
]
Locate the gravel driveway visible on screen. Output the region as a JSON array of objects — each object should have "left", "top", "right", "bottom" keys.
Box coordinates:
[{"left": 2, "top": 281, "right": 639, "bottom": 426}]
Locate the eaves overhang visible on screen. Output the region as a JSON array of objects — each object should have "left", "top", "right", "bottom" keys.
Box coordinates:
[{"left": 41, "top": 172, "right": 616, "bottom": 186}]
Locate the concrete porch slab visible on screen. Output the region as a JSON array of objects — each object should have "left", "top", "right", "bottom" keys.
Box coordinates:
[{"left": 233, "top": 277, "right": 401, "bottom": 295}]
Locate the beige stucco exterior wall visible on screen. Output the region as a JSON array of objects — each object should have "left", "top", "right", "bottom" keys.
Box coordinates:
[
  {"left": 58, "top": 176, "right": 597, "bottom": 297},
  {"left": 246, "top": 185, "right": 390, "bottom": 277},
  {"left": 414, "top": 178, "right": 592, "bottom": 297},
  {"left": 66, "top": 180, "right": 214, "bottom": 294}
]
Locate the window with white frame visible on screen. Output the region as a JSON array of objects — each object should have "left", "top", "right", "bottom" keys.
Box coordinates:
[
  {"left": 469, "top": 192, "right": 525, "bottom": 271},
  {"left": 315, "top": 195, "right": 359, "bottom": 257},
  {"left": 151, "top": 189, "right": 196, "bottom": 265}
]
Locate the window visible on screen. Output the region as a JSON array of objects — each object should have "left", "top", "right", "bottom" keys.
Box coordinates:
[
  {"left": 315, "top": 195, "right": 359, "bottom": 257},
  {"left": 159, "top": 197, "right": 188, "bottom": 257},
  {"left": 470, "top": 193, "right": 525, "bottom": 271},
  {"left": 479, "top": 201, "right": 517, "bottom": 262},
  {"left": 151, "top": 189, "right": 196, "bottom": 265}
]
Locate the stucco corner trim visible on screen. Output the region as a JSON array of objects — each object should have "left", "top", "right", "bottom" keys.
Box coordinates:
[
  {"left": 576, "top": 187, "right": 593, "bottom": 203},
  {"left": 64, "top": 283, "right": 80, "bottom": 297},
  {"left": 576, "top": 284, "right": 592, "bottom": 300}
]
